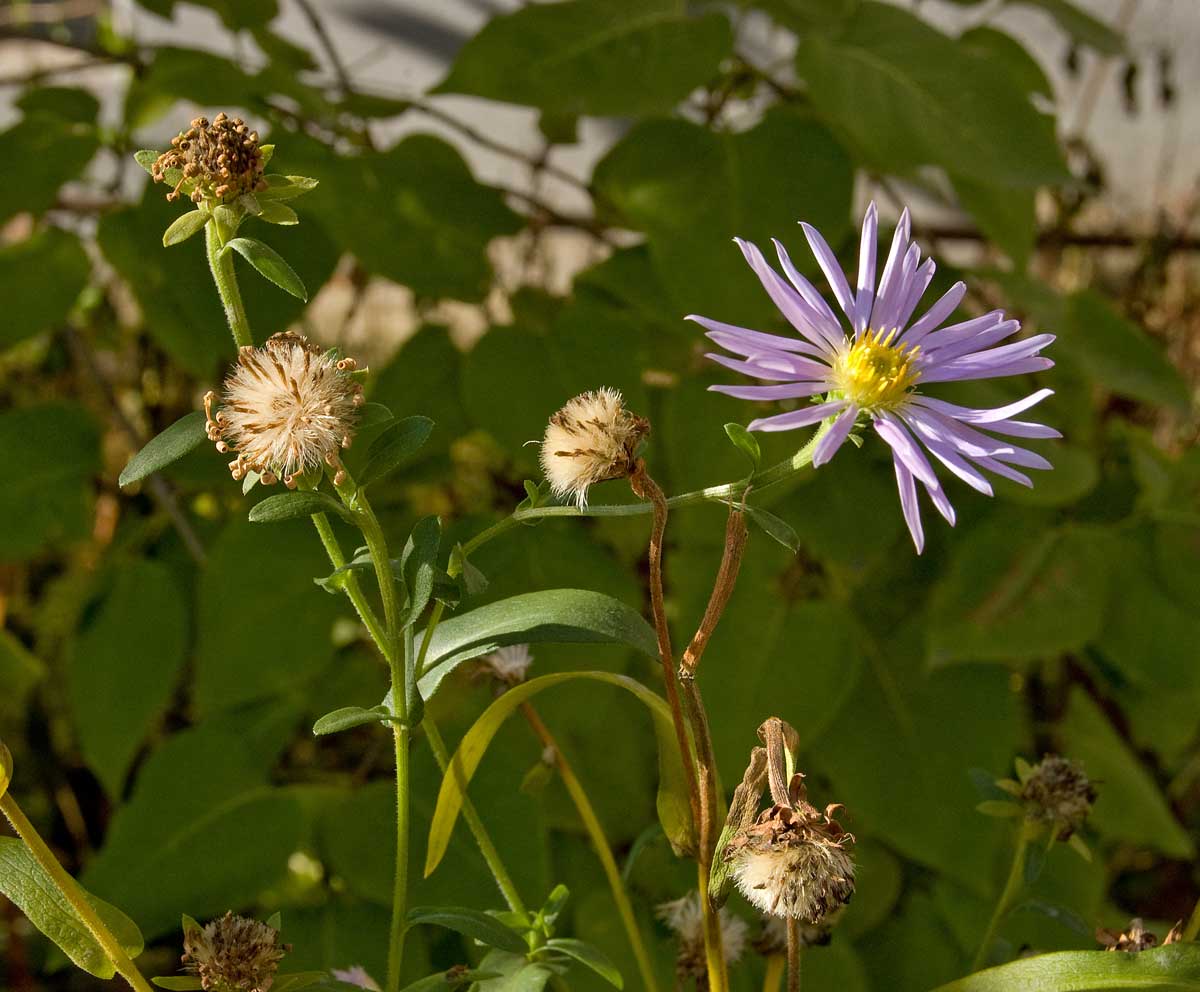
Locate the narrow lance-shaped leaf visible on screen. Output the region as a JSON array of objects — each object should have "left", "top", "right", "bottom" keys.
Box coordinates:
[
  {"left": 425, "top": 670, "right": 694, "bottom": 876},
  {"left": 406, "top": 906, "right": 527, "bottom": 953},
  {"left": 119, "top": 412, "right": 208, "bottom": 488},
  {"left": 359, "top": 416, "right": 434, "bottom": 487},
  {"left": 162, "top": 209, "right": 211, "bottom": 247},
  {"left": 929, "top": 944, "right": 1200, "bottom": 991},
  {"left": 544, "top": 939, "right": 623, "bottom": 989},
  {"left": 248, "top": 490, "right": 354, "bottom": 525},
  {"left": 224, "top": 237, "right": 308, "bottom": 301}
]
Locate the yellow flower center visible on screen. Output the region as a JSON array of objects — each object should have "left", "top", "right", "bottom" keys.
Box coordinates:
[{"left": 832, "top": 329, "right": 921, "bottom": 410}]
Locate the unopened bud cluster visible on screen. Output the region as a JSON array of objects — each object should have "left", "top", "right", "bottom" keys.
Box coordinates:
[
  {"left": 205, "top": 331, "right": 363, "bottom": 487},
  {"left": 1020, "top": 754, "right": 1096, "bottom": 840},
  {"left": 182, "top": 912, "right": 288, "bottom": 992},
  {"left": 154, "top": 112, "right": 268, "bottom": 204}
]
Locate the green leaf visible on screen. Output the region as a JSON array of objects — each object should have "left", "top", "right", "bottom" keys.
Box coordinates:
[
  {"left": 930, "top": 944, "right": 1200, "bottom": 991},
  {"left": 416, "top": 589, "right": 657, "bottom": 698},
  {"left": 1061, "top": 291, "right": 1189, "bottom": 410},
  {"left": 1060, "top": 688, "right": 1195, "bottom": 859},
  {"left": 257, "top": 175, "right": 320, "bottom": 202},
  {"left": 119, "top": 412, "right": 208, "bottom": 487},
  {"left": 927, "top": 518, "right": 1113, "bottom": 668},
  {"left": 544, "top": 938, "right": 624, "bottom": 989},
  {"left": 313, "top": 705, "right": 397, "bottom": 735},
  {"left": 0, "top": 837, "right": 144, "bottom": 979},
  {"left": 401, "top": 516, "right": 441, "bottom": 627},
  {"left": 0, "top": 227, "right": 89, "bottom": 346},
  {"left": 435, "top": 0, "right": 732, "bottom": 117},
  {"left": 406, "top": 906, "right": 527, "bottom": 953},
  {"left": 162, "top": 209, "right": 211, "bottom": 247},
  {"left": 16, "top": 86, "right": 100, "bottom": 124},
  {"left": 952, "top": 176, "right": 1036, "bottom": 270},
  {"left": 0, "top": 402, "right": 100, "bottom": 562},
  {"left": 724, "top": 423, "right": 761, "bottom": 471},
  {"left": 474, "top": 950, "right": 554, "bottom": 992},
  {"left": 134, "top": 149, "right": 160, "bottom": 174},
  {"left": 400, "top": 969, "right": 498, "bottom": 992},
  {"left": 742, "top": 504, "right": 800, "bottom": 554},
  {"left": 0, "top": 115, "right": 97, "bottom": 225},
  {"left": 959, "top": 27, "right": 1052, "bottom": 98},
  {"left": 68, "top": 561, "right": 188, "bottom": 796},
  {"left": 359, "top": 416, "right": 435, "bottom": 487},
  {"left": 795, "top": 2, "right": 1067, "bottom": 187},
  {"left": 258, "top": 201, "right": 299, "bottom": 225},
  {"left": 1011, "top": 0, "right": 1126, "bottom": 55},
  {"left": 425, "top": 670, "right": 693, "bottom": 874},
  {"left": 249, "top": 490, "right": 354, "bottom": 524},
  {"left": 224, "top": 237, "right": 308, "bottom": 300}
]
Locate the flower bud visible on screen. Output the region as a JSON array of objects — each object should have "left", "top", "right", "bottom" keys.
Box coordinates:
[
  {"left": 1019, "top": 754, "right": 1096, "bottom": 840},
  {"left": 182, "top": 912, "right": 289, "bottom": 992},
  {"left": 153, "top": 113, "right": 268, "bottom": 204},
  {"left": 205, "top": 331, "right": 363, "bottom": 488},
  {"left": 656, "top": 893, "right": 748, "bottom": 987},
  {"left": 540, "top": 388, "right": 649, "bottom": 508}
]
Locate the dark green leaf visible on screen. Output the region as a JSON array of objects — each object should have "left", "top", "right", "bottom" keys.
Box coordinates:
[
  {"left": 742, "top": 504, "right": 800, "bottom": 554},
  {"left": 544, "top": 939, "right": 623, "bottom": 989},
  {"left": 416, "top": 589, "right": 657, "bottom": 698},
  {"left": 0, "top": 837, "right": 144, "bottom": 979},
  {"left": 435, "top": 0, "right": 732, "bottom": 117},
  {"left": 0, "top": 630, "right": 46, "bottom": 724},
  {"left": 724, "top": 423, "right": 761, "bottom": 471},
  {"left": 0, "top": 227, "right": 89, "bottom": 346},
  {"left": 360, "top": 416, "right": 435, "bottom": 487},
  {"left": 119, "top": 412, "right": 208, "bottom": 488},
  {"left": 474, "top": 950, "right": 554, "bottom": 992},
  {"left": 400, "top": 969, "right": 498, "bottom": 992},
  {"left": 162, "top": 210, "right": 211, "bottom": 247},
  {"left": 406, "top": 906, "right": 527, "bottom": 953},
  {"left": 312, "top": 705, "right": 397, "bottom": 735},
  {"left": 258, "top": 201, "right": 299, "bottom": 225},
  {"left": 225, "top": 237, "right": 308, "bottom": 301},
  {"left": 959, "top": 27, "right": 1053, "bottom": 98},
  {"left": 0, "top": 115, "right": 97, "bottom": 224},
  {"left": 16, "top": 86, "right": 100, "bottom": 123},
  {"left": 249, "top": 490, "right": 353, "bottom": 524},
  {"left": 930, "top": 944, "right": 1200, "bottom": 991},
  {"left": 952, "top": 176, "right": 1036, "bottom": 269},
  {"left": 401, "top": 516, "right": 441, "bottom": 627}
]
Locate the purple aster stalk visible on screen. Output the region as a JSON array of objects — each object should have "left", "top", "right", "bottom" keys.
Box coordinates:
[{"left": 690, "top": 202, "right": 1059, "bottom": 552}]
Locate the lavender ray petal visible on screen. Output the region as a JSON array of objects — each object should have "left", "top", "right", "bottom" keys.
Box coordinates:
[
  {"left": 905, "top": 404, "right": 1017, "bottom": 458},
  {"left": 874, "top": 242, "right": 921, "bottom": 333},
  {"left": 868, "top": 208, "right": 910, "bottom": 330},
  {"left": 706, "top": 352, "right": 807, "bottom": 383},
  {"left": 992, "top": 446, "right": 1053, "bottom": 471},
  {"left": 812, "top": 402, "right": 859, "bottom": 467},
  {"left": 708, "top": 381, "right": 829, "bottom": 401},
  {"left": 899, "top": 409, "right": 994, "bottom": 495},
  {"left": 893, "top": 258, "right": 936, "bottom": 335},
  {"left": 920, "top": 321, "right": 1023, "bottom": 366},
  {"left": 854, "top": 201, "right": 878, "bottom": 335},
  {"left": 893, "top": 457, "right": 925, "bottom": 554},
  {"left": 920, "top": 356, "right": 1055, "bottom": 382},
  {"left": 686, "top": 314, "right": 827, "bottom": 357},
  {"left": 873, "top": 412, "right": 939, "bottom": 487},
  {"left": 748, "top": 399, "right": 847, "bottom": 433},
  {"left": 771, "top": 238, "right": 842, "bottom": 335},
  {"left": 930, "top": 331, "right": 1055, "bottom": 369},
  {"left": 912, "top": 388, "right": 1054, "bottom": 424},
  {"left": 799, "top": 221, "right": 856, "bottom": 323},
  {"left": 976, "top": 455, "right": 1033, "bottom": 487},
  {"left": 735, "top": 239, "right": 841, "bottom": 353},
  {"left": 901, "top": 280, "right": 966, "bottom": 344}
]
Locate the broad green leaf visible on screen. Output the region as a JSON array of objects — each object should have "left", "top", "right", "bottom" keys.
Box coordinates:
[
  {"left": 0, "top": 837, "right": 144, "bottom": 979},
  {"left": 435, "top": 0, "right": 732, "bottom": 117},
  {"left": 359, "top": 416, "right": 435, "bottom": 487},
  {"left": 1060, "top": 689, "right": 1194, "bottom": 859},
  {"left": 992, "top": 444, "right": 1098, "bottom": 507},
  {"left": 474, "top": 949, "right": 554, "bottom": 992},
  {"left": 369, "top": 328, "right": 469, "bottom": 457},
  {"left": 68, "top": 561, "right": 188, "bottom": 796},
  {"left": 119, "top": 412, "right": 208, "bottom": 487},
  {"left": 930, "top": 944, "right": 1200, "bottom": 991},
  {"left": 952, "top": 176, "right": 1036, "bottom": 270},
  {"left": 959, "top": 27, "right": 1053, "bottom": 98},
  {"left": 400, "top": 969, "right": 497, "bottom": 992},
  {"left": 16, "top": 86, "right": 100, "bottom": 124},
  {"left": 795, "top": 2, "right": 1068, "bottom": 187},
  {"left": 927, "top": 518, "right": 1113, "bottom": 668},
  {"left": 1012, "top": 0, "right": 1126, "bottom": 55},
  {"left": 162, "top": 209, "right": 211, "bottom": 247},
  {"left": 0, "top": 227, "right": 89, "bottom": 346},
  {"left": 0, "top": 115, "right": 97, "bottom": 224},
  {"left": 1061, "top": 291, "right": 1189, "bottom": 410},
  {"left": 425, "top": 670, "right": 693, "bottom": 875},
  {"left": 0, "top": 403, "right": 100, "bottom": 562},
  {"left": 0, "top": 630, "right": 46, "bottom": 725},
  {"left": 313, "top": 705, "right": 396, "bottom": 736},
  {"left": 249, "top": 490, "right": 354, "bottom": 524},
  {"left": 225, "top": 237, "right": 308, "bottom": 301},
  {"left": 401, "top": 516, "right": 441, "bottom": 627},
  {"left": 406, "top": 906, "right": 527, "bottom": 953},
  {"left": 258, "top": 201, "right": 299, "bottom": 225},
  {"left": 544, "top": 938, "right": 623, "bottom": 988},
  {"left": 415, "top": 589, "right": 657, "bottom": 698},
  {"left": 760, "top": 0, "right": 860, "bottom": 31}
]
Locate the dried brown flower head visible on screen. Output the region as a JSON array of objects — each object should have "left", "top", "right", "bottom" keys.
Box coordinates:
[
  {"left": 540, "top": 388, "right": 649, "bottom": 507},
  {"left": 1096, "top": 918, "right": 1183, "bottom": 952},
  {"left": 182, "top": 912, "right": 288, "bottom": 992},
  {"left": 1020, "top": 754, "right": 1096, "bottom": 840},
  {"left": 153, "top": 113, "right": 268, "bottom": 204},
  {"left": 205, "top": 331, "right": 363, "bottom": 487},
  {"left": 656, "top": 893, "right": 748, "bottom": 987}
]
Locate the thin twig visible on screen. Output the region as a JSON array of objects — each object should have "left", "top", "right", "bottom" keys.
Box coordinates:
[{"left": 680, "top": 510, "right": 748, "bottom": 677}]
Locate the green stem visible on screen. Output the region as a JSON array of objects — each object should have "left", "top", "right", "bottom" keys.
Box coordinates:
[
  {"left": 460, "top": 422, "right": 828, "bottom": 561},
  {"left": 522, "top": 704, "right": 660, "bottom": 992},
  {"left": 763, "top": 954, "right": 786, "bottom": 992},
  {"left": 786, "top": 918, "right": 801, "bottom": 992},
  {"left": 311, "top": 512, "right": 389, "bottom": 648},
  {"left": 698, "top": 861, "right": 728, "bottom": 992},
  {"left": 0, "top": 794, "right": 153, "bottom": 992},
  {"left": 205, "top": 213, "right": 253, "bottom": 349},
  {"left": 387, "top": 720, "right": 411, "bottom": 992},
  {"left": 971, "top": 823, "right": 1032, "bottom": 972}
]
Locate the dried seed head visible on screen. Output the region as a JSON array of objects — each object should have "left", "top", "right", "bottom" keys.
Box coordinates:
[
  {"left": 330, "top": 966, "right": 381, "bottom": 990},
  {"left": 205, "top": 331, "right": 363, "bottom": 487},
  {"left": 657, "top": 893, "right": 748, "bottom": 985},
  {"left": 182, "top": 912, "right": 288, "bottom": 992},
  {"left": 153, "top": 112, "right": 268, "bottom": 203},
  {"left": 724, "top": 778, "right": 855, "bottom": 924},
  {"left": 1096, "top": 918, "right": 1183, "bottom": 952},
  {"left": 478, "top": 644, "right": 534, "bottom": 686},
  {"left": 1020, "top": 754, "right": 1096, "bottom": 840},
  {"left": 540, "top": 388, "right": 649, "bottom": 508}
]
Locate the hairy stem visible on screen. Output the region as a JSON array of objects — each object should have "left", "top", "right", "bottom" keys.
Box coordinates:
[
  {"left": 0, "top": 794, "right": 153, "bottom": 992},
  {"left": 971, "top": 824, "right": 1032, "bottom": 971},
  {"left": 786, "top": 918, "right": 801, "bottom": 992},
  {"left": 521, "top": 704, "right": 660, "bottom": 992},
  {"left": 204, "top": 214, "right": 252, "bottom": 349}
]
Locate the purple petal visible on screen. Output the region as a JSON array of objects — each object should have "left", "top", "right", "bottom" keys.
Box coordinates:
[
  {"left": 800, "top": 221, "right": 856, "bottom": 323},
  {"left": 980, "top": 419, "right": 1062, "bottom": 439},
  {"left": 749, "top": 399, "right": 847, "bottom": 433},
  {"left": 933, "top": 332, "right": 1056, "bottom": 369},
  {"left": 853, "top": 202, "right": 878, "bottom": 335},
  {"left": 735, "top": 239, "right": 840, "bottom": 353},
  {"left": 992, "top": 446, "right": 1053, "bottom": 471},
  {"left": 893, "top": 458, "right": 925, "bottom": 554},
  {"left": 873, "top": 413, "right": 939, "bottom": 487},
  {"left": 904, "top": 404, "right": 1016, "bottom": 458},
  {"left": 874, "top": 242, "right": 921, "bottom": 333},
  {"left": 920, "top": 473, "right": 957, "bottom": 526},
  {"left": 812, "top": 402, "right": 859, "bottom": 467},
  {"left": 686, "top": 314, "right": 827, "bottom": 357},
  {"left": 914, "top": 388, "right": 1054, "bottom": 424},
  {"left": 900, "top": 409, "right": 994, "bottom": 495},
  {"left": 868, "top": 208, "right": 911, "bottom": 330},
  {"left": 771, "top": 238, "right": 842, "bottom": 337},
  {"left": 975, "top": 455, "right": 1033, "bottom": 487},
  {"left": 707, "top": 352, "right": 829, "bottom": 383},
  {"left": 893, "top": 258, "right": 936, "bottom": 334},
  {"left": 901, "top": 280, "right": 966, "bottom": 344},
  {"left": 709, "top": 382, "right": 828, "bottom": 401},
  {"left": 922, "top": 355, "right": 1055, "bottom": 383},
  {"left": 917, "top": 311, "right": 1005, "bottom": 354}
]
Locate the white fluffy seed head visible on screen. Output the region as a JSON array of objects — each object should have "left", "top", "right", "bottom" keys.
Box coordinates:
[
  {"left": 731, "top": 838, "right": 855, "bottom": 923},
  {"left": 657, "top": 893, "right": 749, "bottom": 977},
  {"left": 480, "top": 644, "right": 534, "bottom": 685},
  {"left": 206, "top": 331, "right": 363, "bottom": 486},
  {"left": 540, "top": 388, "right": 649, "bottom": 508}
]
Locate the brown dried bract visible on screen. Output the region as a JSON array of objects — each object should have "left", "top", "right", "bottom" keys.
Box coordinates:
[{"left": 1096, "top": 917, "right": 1183, "bottom": 953}]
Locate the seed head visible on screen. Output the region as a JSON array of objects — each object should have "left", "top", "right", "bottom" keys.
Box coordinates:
[
  {"left": 205, "top": 331, "right": 363, "bottom": 488},
  {"left": 724, "top": 778, "right": 855, "bottom": 924},
  {"left": 478, "top": 644, "right": 534, "bottom": 686},
  {"left": 1096, "top": 918, "right": 1183, "bottom": 952},
  {"left": 540, "top": 388, "right": 649, "bottom": 508},
  {"left": 153, "top": 113, "right": 268, "bottom": 204},
  {"left": 657, "top": 893, "right": 748, "bottom": 985},
  {"left": 1020, "top": 754, "right": 1096, "bottom": 840},
  {"left": 182, "top": 912, "right": 288, "bottom": 992}
]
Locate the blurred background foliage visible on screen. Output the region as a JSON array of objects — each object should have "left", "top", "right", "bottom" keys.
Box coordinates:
[{"left": 0, "top": 0, "right": 1197, "bottom": 989}]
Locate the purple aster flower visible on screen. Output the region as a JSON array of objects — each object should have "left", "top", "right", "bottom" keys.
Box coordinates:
[{"left": 689, "top": 202, "right": 1059, "bottom": 553}]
